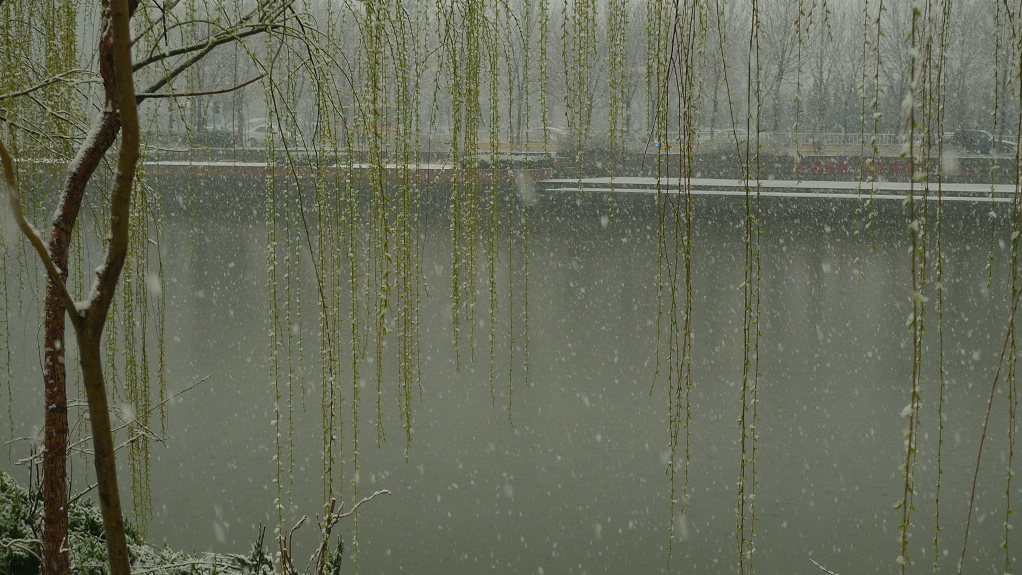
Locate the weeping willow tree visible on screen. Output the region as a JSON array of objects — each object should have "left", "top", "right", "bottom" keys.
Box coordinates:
[{"left": 3, "top": 0, "right": 1022, "bottom": 574}]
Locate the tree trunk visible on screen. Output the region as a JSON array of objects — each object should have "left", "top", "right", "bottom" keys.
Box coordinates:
[
  {"left": 41, "top": 280, "right": 70, "bottom": 575},
  {"left": 38, "top": 0, "right": 137, "bottom": 571},
  {"left": 40, "top": 108, "right": 120, "bottom": 575},
  {"left": 75, "top": 328, "right": 131, "bottom": 575}
]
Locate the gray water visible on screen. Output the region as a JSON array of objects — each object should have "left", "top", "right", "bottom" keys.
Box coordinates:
[{"left": 2, "top": 182, "right": 1019, "bottom": 574}]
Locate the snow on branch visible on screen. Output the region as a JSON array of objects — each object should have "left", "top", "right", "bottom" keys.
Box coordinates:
[{"left": 0, "top": 138, "right": 82, "bottom": 322}]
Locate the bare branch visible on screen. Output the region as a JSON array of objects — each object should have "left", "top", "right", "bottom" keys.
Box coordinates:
[
  {"left": 0, "top": 139, "right": 81, "bottom": 321},
  {"left": 131, "top": 0, "right": 181, "bottom": 47},
  {"left": 137, "top": 73, "right": 264, "bottom": 99},
  {"left": 12, "top": 373, "right": 213, "bottom": 468},
  {"left": 337, "top": 489, "right": 391, "bottom": 519},
  {"left": 0, "top": 538, "right": 43, "bottom": 564},
  {"left": 958, "top": 273, "right": 1022, "bottom": 573},
  {"left": 72, "top": 374, "right": 213, "bottom": 459},
  {"left": 132, "top": 0, "right": 290, "bottom": 75},
  {"left": 68, "top": 483, "right": 98, "bottom": 506},
  {"left": 0, "top": 70, "right": 93, "bottom": 102},
  {"left": 810, "top": 559, "right": 841, "bottom": 575},
  {"left": 137, "top": 22, "right": 281, "bottom": 103}
]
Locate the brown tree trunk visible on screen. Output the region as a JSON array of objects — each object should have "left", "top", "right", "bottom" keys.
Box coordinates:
[
  {"left": 38, "top": 0, "right": 132, "bottom": 570},
  {"left": 41, "top": 283, "right": 70, "bottom": 575},
  {"left": 40, "top": 108, "right": 120, "bottom": 575},
  {"left": 76, "top": 329, "right": 131, "bottom": 575}
]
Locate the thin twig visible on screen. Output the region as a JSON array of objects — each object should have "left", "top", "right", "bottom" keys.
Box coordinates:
[
  {"left": 0, "top": 538, "right": 43, "bottom": 563},
  {"left": 0, "top": 138, "right": 81, "bottom": 322},
  {"left": 137, "top": 74, "right": 264, "bottom": 99},
  {"left": 337, "top": 489, "right": 391, "bottom": 519},
  {"left": 68, "top": 374, "right": 213, "bottom": 457},
  {"left": 68, "top": 483, "right": 98, "bottom": 506},
  {"left": 958, "top": 281, "right": 1022, "bottom": 573},
  {"left": 0, "top": 539, "right": 42, "bottom": 563},
  {"left": 810, "top": 558, "right": 841, "bottom": 575},
  {"left": 3, "top": 436, "right": 35, "bottom": 448},
  {"left": 0, "top": 70, "right": 91, "bottom": 102},
  {"left": 11, "top": 374, "right": 213, "bottom": 464},
  {"left": 130, "top": 0, "right": 181, "bottom": 47}
]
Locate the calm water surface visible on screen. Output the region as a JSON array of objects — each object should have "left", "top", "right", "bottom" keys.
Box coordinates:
[{"left": 2, "top": 180, "right": 1017, "bottom": 574}]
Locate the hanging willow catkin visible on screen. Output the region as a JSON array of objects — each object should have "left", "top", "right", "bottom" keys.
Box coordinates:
[
  {"left": 930, "top": 0, "right": 953, "bottom": 570},
  {"left": 868, "top": 0, "right": 885, "bottom": 247},
  {"left": 989, "top": 1, "right": 1006, "bottom": 287},
  {"left": 898, "top": 3, "right": 929, "bottom": 571},
  {"left": 263, "top": 25, "right": 286, "bottom": 535},
  {"left": 607, "top": 0, "right": 627, "bottom": 199},
  {"left": 395, "top": 0, "right": 420, "bottom": 455},
  {"left": 662, "top": 1, "right": 705, "bottom": 566},
  {"left": 736, "top": 0, "right": 763, "bottom": 571},
  {"left": 856, "top": 0, "right": 870, "bottom": 232},
  {"left": 316, "top": 6, "right": 339, "bottom": 504},
  {"left": 1004, "top": 3, "right": 1022, "bottom": 568},
  {"left": 486, "top": 0, "right": 500, "bottom": 406}
]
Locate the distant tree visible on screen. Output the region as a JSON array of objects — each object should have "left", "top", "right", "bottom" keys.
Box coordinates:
[{"left": 758, "top": 0, "right": 800, "bottom": 133}]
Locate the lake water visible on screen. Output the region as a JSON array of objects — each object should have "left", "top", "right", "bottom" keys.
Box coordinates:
[{"left": 2, "top": 177, "right": 1018, "bottom": 573}]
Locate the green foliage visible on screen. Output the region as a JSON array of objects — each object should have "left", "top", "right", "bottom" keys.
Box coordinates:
[
  {"left": 324, "top": 537, "right": 343, "bottom": 575},
  {"left": 0, "top": 472, "right": 39, "bottom": 575},
  {"left": 1, "top": 472, "right": 276, "bottom": 575}
]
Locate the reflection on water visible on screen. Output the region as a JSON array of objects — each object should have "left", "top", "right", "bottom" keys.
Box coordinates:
[{"left": 2, "top": 182, "right": 1017, "bottom": 573}]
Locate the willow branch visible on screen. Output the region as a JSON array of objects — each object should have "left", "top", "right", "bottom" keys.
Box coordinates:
[
  {"left": 137, "top": 21, "right": 282, "bottom": 102},
  {"left": 132, "top": 0, "right": 293, "bottom": 74},
  {"left": 957, "top": 278, "right": 1022, "bottom": 574},
  {"left": 133, "top": 22, "right": 275, "bottom": 73},
  {"left": 0, "top": 70, "right": 92, "bottom": 102},
  {"left": 137, "top": 73, "right": 264, "bottom": 99},
  {"left": 131, "top": 0, "right": 180, "bottom": 47},
  {"left": 0, "top": 139, "right": 81, "bottom": 321}
]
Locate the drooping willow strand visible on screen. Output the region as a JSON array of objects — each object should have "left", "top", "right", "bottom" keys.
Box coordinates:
[
  {"left": 121, "top": 152, "right": 153, "bottom": 537},
  {"left": 648, "top": 0, "right": 669, "bottom": 397},
  {"left": 855, "top": 0, "right": 870, "bottom": 231},
  {"left": 736, "top": 0, "right": 763, "bottom": 571},
  {"left": 989, "top": 1, "right": 1006, "bottom": 287},
  {"left": 867, "top": 0, "right": 885, "bottom": 246},
  {"left": 898, "top": 2, "right": 931, "bottom": 571},
  {"left": 930, "top": 0, "right": 953, "bottom": 569},
  {"left": 393, "top": 0, "right": 421, "bottom": 456},
  {"left": 607, "top": 0, "right": 627, "bottom": 200},
  {"left": 486, "top": 0, "right": 501, "bottom": 407},
  {"left": 661, "top": 1, "right": 705, "bottom": 566},
  {"left": 538, "top": 0, "right": 550, "bottom": 151},
  {"left": 315, "top": 0, "right": 343, "bottom": 506},
  {"left": 564, "top": 0, "right": 597, "bottom": 180},
  {"left": 263, "top": 27, "right": 286, "bottom": 536},
  {"left": 1003, "top": 2, "right": 1022, "bottom": 568}
]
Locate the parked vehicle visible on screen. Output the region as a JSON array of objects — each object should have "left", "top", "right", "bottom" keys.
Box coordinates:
[{"left": 245, "top": 118, "right": 293, "bottom": 148}]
